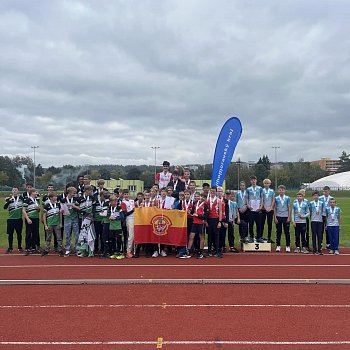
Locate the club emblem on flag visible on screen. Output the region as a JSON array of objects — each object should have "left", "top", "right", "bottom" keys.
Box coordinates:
[{"left": 151, "top": 215, "right": 172, "bottom": 236}]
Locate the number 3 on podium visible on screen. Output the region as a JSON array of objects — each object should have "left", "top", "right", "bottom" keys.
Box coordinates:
[{"left": 255, "top": 244, "right": 260, "bottom": 250}]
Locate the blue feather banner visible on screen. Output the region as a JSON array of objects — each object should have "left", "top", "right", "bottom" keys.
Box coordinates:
[{"left": 211, "top": 117, "right": 242, "bottom": 187}]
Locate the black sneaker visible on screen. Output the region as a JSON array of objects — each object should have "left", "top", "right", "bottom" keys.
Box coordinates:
[
  {"left": 24, "top": 249, "right": 30, "bottom": 256},
  {"left": 256, "top": 238, "right": 265, "bottom": 243},
  {"left": 248, "top": 237, "right": 254, "bottom": 243},
  {"left": 6, "top": 248, "right": 13, "bottom": 254},
  {"left": 133, "top": 253, "right": 140, "bottom": 258},
  {"left": 18, "top": 248, "right": 23, "bottom": 253},
  {"left": 59, "top": 250, "right": 64, "bottom": 257},
  {"left": 41, "top": 250, "right": 49, "bottom": 257},
  {"left": 100, "top": 254, "right": 110, "bottom": 259}
]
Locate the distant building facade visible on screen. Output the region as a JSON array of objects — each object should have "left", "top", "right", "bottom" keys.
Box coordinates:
[
  {"left": 311, "top": 158, "right": 340, "bottom": 174},
  {"left": 91, "top": 179, "right": 144, "bottom": 196}
]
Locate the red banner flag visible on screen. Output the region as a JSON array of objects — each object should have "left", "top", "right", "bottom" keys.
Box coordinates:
[{"left": 134, "top": 207, "right": 187, "bottom": 246}]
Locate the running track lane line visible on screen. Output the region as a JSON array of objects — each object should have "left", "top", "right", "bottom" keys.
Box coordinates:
[
  {"left": 1, "top": 278, "right": 350, "bottom": 284},
  {"left": 2, "top": 253, "right": 350, "bottom": 256},
  {"left": 1, "top": 304, "right": 350, "bottom": 309},
  {"left": 1, "top": 264, "right": 350, "bottom": 268},
  {"left": 1, "top": 341, "right": 350, "bottom": 346}
]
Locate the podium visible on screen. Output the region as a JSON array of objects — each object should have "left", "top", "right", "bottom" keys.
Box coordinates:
[{"left": 242, "top": 240, "right": 271, "bottom": 252}]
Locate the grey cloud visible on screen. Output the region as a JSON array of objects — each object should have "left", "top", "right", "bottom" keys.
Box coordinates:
[{"left": 0, "top": 0, "right": 349, "bottom": 166}]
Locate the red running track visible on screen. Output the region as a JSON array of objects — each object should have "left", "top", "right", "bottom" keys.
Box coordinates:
[
  {"left": 0, "top": 284, "right": 350, "bottom": 349},
  {"left": 0, "top": 252, "right": 350, "bottom": 280}
]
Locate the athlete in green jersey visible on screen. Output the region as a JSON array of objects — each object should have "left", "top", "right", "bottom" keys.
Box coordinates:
[{"left": 4, "top": 186, "right": 23, "bottom": 253}]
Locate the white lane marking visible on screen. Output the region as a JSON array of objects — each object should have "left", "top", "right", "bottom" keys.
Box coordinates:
[
  {"left": 0, "top": 340, "right": 350, "bottom": 345},
  {"left": 0, "top": 264, "right": 349, "bottom": 268},
  {"left": 0, "top": 304, "right": 350, "bottom": 309},
  {"left": 2, "top": 253, "right": 350, "bottom": 257}
]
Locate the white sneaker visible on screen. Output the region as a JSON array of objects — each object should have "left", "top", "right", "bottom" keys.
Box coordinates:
[
  {"left": 160, "top": 250, "right": 167, "bottom": 257},
  {"left": 294, "top": 247, "right": 300, "bottom": 253},
  {"left": 64, "top": 251, "right": 70, "bottom": 257},
  {"left": 275, "top": 246, "right": 281, "bottom": 252},
  {"left": 152, "top": 251, "right": 159, "bottom": 258},
  {"left": 286, "top": 246, "right": 290, "bottom": 253},
  {"left": 329, "top": 250, "right": 334, "bottom": 254},
  {"left": 334, "top": 250, "right": 340, "bottom": 255},
  {"left": 302, "top": 247, "right": 309, "bottom": 254}
]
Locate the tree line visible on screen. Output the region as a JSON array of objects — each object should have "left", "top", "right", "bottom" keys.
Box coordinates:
[{"left": 1, "top": 152, "right": 342, "bottom": 190}]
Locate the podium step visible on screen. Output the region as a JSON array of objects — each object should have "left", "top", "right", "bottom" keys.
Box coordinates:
[{"left": 242, "top": 241, "right": 272, "bottom": 252}]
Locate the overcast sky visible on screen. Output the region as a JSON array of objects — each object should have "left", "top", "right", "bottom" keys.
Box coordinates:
[{"left": 1, "top": 0, "right": 349, "bottom": 167}]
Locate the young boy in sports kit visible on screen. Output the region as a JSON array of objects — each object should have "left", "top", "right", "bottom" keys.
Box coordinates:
[
  {"left": 22, "top": 188, "right": 41, "bottom": 255},
  {"left": 107, "top": 195, "right": 124, "bottom": 259},
  {"left": 93, "top": 190, "right": 109, "bottom": 255},
  {"left": 4, "top": 186, "right": 23, "bottom": 253},
  {"left": 152, "top": 188, "right": 169, "bottom": 258},
  {"left": 297, "top": 189, "right": 310, "bottom": 251},
  {"left": 216, "top": 186, "right": 227, "bottom": 256},
  {"left": 94, "top": 179, "right": 108, "bottom": 200},
  {"left": 177, "top": 189, "right": 193, "bottom": 257},
  {"left": 42, "top": 184, "right": 58, "bottom": 252},
  {"left": 274, "top": 185, "right": 291, "bottom": 252},
  {"left": 155, "top": 161, "right": 172, "bottom": 189},
  {"left": 309, "top": 191, "right": 325, "bottom": 255},
  {"left": 181, "top": 168, "right": 191, "bottom": 190},
  {"left": 61, "top": 186, "right": 80, "bottom": 257},
  {"left": 83, "top": 175, "right": 97, "bottom": 194},
  {"left": 22, "top": 183, "right": 33, "bottom": 199},
  {"left": 182, "top": 189, "right": 193, "bottom": 235},
  {"left": 121, "top": 189, "right": 135, "bottom": 258},
  {"left": 261, "top": 179, "right": 275, "bottom": 243},
  {"left": 325, "top": 199, "right": 342, "bottom": 255},
  {"left": 237, "top": 181, "right": 249, "bottom": 243},
  {"left": 292, "top": 191, "right": 310, "bottom": 254},
  {"left": 206, "top": 186, "right": 218, "bottom": 256},
  {"left": 319, "top": 186, "right": 334, "bottom": 249},
  {"left": 181, "top": 192, "right": 208, "bottom": 259},
  {"left": 227, "top": 190, "right": 240, "bottom": 252},
  {"left": 168, "top": 170, "right": 185, "bottom": 194},
  {"left": 76, "top": 185, "right": 96, "bottom": 258},
  {"left": 42, "top": 193, "right": 64, "bottom": 256},
  {"left": 77, "top": 175, "right": 85, "bottom": 196},
  {"left": 188, "top": 181, "right": 197, "bottom": 202},
  {"left": 246, "top": 176, "right": 263, "bottom": 243}
]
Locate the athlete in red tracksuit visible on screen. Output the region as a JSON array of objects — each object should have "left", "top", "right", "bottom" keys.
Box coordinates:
[
  {"left": 182, "top": 192, "right": 208, "bottom": 259},
  {"left": 206, "top": 186, "right": 226, "bottom": 257}
]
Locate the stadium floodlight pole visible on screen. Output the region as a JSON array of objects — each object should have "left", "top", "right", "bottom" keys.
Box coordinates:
[
  {"left": 31, "top": 146, "right": 39, "bottom": 188},
  {"left": 237, "top": 157, "right": 241, "bottom": 191},
  {"left": 151, "top": 146, "right": 160, "bottom": 177},
  {"left": 272, "top": 146, "right": 280, "bottom": 191}
]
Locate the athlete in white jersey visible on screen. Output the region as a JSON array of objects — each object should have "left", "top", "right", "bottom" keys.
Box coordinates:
[{"left": 155, "top": 161, "right": 172, "bottom": 189}]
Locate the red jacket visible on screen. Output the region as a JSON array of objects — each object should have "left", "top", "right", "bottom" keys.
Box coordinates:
[{"left": 191, "top": 201, "right": 209, "bottom": 225}]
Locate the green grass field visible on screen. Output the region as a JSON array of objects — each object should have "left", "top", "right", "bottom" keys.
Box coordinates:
[{"left": 0, "top": 192, "right": 348, "bottom": 249}]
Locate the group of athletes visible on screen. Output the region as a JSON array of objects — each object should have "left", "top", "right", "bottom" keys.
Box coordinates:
[{"left": 3, "top": 160, "right": 342, "bottom": 259}]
